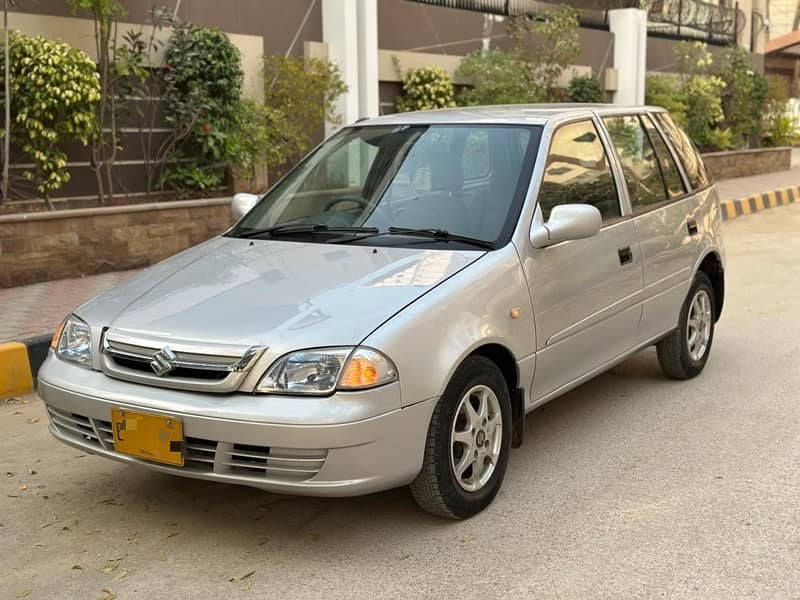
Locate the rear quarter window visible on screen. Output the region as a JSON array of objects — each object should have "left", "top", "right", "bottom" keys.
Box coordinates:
[{"left": 653, "top": 112, "right": 710, "bottom": 190}]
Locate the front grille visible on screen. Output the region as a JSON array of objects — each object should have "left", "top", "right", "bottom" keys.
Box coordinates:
[
  {"left": 47, "top": 408, "right": 327, "bottom": 482},
  {"left": 111, "top": 356, "right": 228, "bottom": 381},
  {"left": 100, "top": 333, "right": 265, "bottom": 393}
]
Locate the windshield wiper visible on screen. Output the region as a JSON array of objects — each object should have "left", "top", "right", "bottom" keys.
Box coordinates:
[
  {"left": 235, "top": 223, "right": 379, "bottom": 239},
  {"left": 385, "top": 227, "right": 494, "bottom": 249}
]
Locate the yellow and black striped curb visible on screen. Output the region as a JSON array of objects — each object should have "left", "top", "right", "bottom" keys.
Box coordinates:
[
  {"left": 720, "top": 186, "right": 800, "bottom": 221},
  {"left": 0, "top": 335, "right": 51, "bottom": 400}
]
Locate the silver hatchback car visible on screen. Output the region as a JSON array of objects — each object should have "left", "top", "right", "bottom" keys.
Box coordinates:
[{"left": 40, "top": 105, "right": 724, "bottom": 519}]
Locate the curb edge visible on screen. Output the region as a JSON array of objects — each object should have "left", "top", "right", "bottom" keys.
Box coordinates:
[{"left": 720, "top": 185, "right": 800, "bottom": 221}]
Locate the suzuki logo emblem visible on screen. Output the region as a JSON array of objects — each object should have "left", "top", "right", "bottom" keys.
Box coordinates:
[{"left": 150, "top": 346, "right": 177, "bottom": 376}]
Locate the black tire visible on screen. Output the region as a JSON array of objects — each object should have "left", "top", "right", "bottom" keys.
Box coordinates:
[
  {"left": 410, "top": 356, "right": 512, "bottom": 519},
  {"left": 657, "top": 272, "right": 716, "bottom": 380}
]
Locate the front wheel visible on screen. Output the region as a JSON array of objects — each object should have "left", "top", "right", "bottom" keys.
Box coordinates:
[
  {"left": 410, "top": 356, "right": 512, "bottom": 519},
  {"left": 657, "top": 272, "right": 716, "bottom": 380}
]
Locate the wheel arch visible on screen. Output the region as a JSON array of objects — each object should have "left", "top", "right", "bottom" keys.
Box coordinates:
[
  {"left": 694, "top": 250, "right": 724, "bottom": 322},
  {"left": 467, "top": 343, "right": 526, "bottom": 448}
]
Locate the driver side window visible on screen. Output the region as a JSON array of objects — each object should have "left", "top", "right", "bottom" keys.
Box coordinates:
[{"left": 537, "top": 120, "right": 620, "bottom": 222}]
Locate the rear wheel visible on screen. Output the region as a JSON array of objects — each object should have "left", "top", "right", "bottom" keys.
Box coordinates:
[
  {"left": 657, "top": 272, "right": 716, "bottom": 380},
  {"left": 410, "top": 356, "right": 511, "bottom": 519}
]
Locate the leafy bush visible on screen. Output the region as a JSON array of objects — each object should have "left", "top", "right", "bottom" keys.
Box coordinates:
[
  {"left": 718, "top": 46, "right": 767, "bottom": 148},
  {"left": 228, "top": 98, "right": 292, "bottom": 190},
  {"left": 162, "top": 23, "right": 244, "bottom": 192},
  {"left": 396, "top": 66, "right": 457, "bottom": 112},
  {"left": 568, "top": 75, "right": 604, "bottom": 103},
  {"left": 507, "top": 5, "right": 580, "bottom": 102},
  {"left": 261, "top": 53, "right": 347, "bottom": 170},
  {"left": 1, "top": 32, "right": 100, "bottom": 202},
  {"left": 675, "top": 42, "right": 726, "bottom": 151},
  {"left": 645, "top": 74, "right": 687, "bottom": 125},
  {"left": 762, "top": 75, "right": 797, "bottom": 147},
  {"left": 456, "top": 49, "right": 539, "bottom": 106}
]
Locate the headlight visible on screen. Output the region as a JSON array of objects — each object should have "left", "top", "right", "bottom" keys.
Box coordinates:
[
  {"left": 257, "top": 346, "right": 398, "bottom": 395},
  {"left": 53, "top": 315, "right": 92, "bottom": 367}
]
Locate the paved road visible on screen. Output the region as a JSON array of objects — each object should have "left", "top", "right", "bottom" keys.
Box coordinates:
[{"left": 2, "top": 204, "right": 800, "bottom": 599}]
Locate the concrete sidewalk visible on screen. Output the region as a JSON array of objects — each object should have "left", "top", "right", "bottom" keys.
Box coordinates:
[
  {"left": 0, "top": 270, "right": 137, "bottom": 343},
  {"left": 1, "top": 157, "right": 798, "bottom": 344}
]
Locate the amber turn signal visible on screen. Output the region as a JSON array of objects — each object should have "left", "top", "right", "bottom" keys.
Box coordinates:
[
  {"left": 337, "top": 348, "right": 397, "bottom": 390},
  {"left": 51, "top": 319, "right": 66, "bottom": 350}
]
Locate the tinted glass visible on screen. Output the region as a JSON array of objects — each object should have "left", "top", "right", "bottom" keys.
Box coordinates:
[
  {"left": 642, "top": 115, "right": 686, "bottom": 199},
  {"left": 234, "top": 124, "right": 540, "bottom": 245},
  {"left": 603, "top": 115, "right": 667, "bottom": 212},
  {"left": 654, "top": 112, "right": 710, "bottom": 189},
  {"left": 537, "top": 120, "right": 620, "bottom": 222}
]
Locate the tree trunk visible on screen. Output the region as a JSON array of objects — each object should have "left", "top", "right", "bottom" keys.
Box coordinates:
[{"left": 2, "top": 1, "right": 11, "bottom": 204}]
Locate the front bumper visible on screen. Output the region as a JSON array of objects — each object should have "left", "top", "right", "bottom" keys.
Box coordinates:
[{"left": 38, "top": 355, "right": 437, "bottom": 497}]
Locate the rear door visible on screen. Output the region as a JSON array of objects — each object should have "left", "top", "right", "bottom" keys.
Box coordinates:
[
  {"left": 525, "top": 119, "right": 644, "bottom": 402},
  {"left": 601, "top": 112, "right": 702, "bottom": 341}
]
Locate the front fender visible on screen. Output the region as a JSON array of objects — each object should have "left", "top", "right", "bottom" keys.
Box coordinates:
[{"left": 361, "top": 244, "right": 536, "bottom": 408}]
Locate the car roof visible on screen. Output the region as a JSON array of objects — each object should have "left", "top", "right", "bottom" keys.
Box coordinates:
[{"left": 354, "top": 104, "right": 666, "bottom": 127}]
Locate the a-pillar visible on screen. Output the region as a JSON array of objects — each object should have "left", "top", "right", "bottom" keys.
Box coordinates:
[{"left": 608, "top": 8, "right": 648, "bottom": 106}]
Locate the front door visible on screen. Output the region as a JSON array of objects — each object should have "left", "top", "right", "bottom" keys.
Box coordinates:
[{"left": 522, "top": 119, "right": 644, "bottom": 402}]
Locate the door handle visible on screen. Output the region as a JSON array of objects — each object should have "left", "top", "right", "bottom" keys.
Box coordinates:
[
  {"left": 687, "top": 218, "right": 699, "bottom": 236},
  {"left": 618, "top": 246, "right": 633, "bottom": 266}
]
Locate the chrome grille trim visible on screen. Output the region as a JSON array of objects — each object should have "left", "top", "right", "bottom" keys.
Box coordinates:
[
  {"left": 46, "top": 408, "right": 328, "bottom": 482},
  {"left": 100, "top": 332, "right": 266, "bottom": 393}
]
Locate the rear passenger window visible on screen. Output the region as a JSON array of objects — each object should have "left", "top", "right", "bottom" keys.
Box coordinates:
[
  {"left": 537, "top": 120, "right": 620, "bottom": 222},
  {"left": 603, "top": 115, "right": 667, "bottom": 213},
  {"left": 653, "top": 112, "right": 710, "bottom": 190},
  {"left": 642, "top": 115, "right": 686, "bottom": 198}
]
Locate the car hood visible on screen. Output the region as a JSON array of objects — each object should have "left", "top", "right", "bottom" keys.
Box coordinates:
[{"left": 79, "top": 237, "right": 483, "bottom": 350}]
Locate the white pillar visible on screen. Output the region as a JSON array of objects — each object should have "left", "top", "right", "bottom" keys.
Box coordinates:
[
  {"left": 322, "top": 0, "right": 360, "bottom": 133},
  {"left": 608, "top": 9, "right": 647, "bottom": 106},
  {"left": 356, "top": 0, "right": 379, "bottom": 119}
]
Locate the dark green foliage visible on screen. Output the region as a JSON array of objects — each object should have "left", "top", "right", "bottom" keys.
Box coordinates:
[{"left": 567, "top": 76, "right": 605, "bottom": 103}]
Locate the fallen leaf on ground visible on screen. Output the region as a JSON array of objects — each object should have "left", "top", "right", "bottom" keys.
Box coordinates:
[
  {"left": 4, "top": 396, "right": 29, "bottom": 405},
  {"left": 33, "top": 543, "right": 46, "bottom": 547},
  {"left": 114, "top": 570, "right": 128, "bottom": 581},
  {"left": 15, "top": 590, "right": 32, "bottom": 598},
  {"left": 165, "top": 531, "right": 180, "bottom": 539},
  {"left": 28, "top": 469, "right": 37, "bottom": 475},
  {"left": 98, "top": 588, "right": 116, "bottom": 600},
  {"left": 102, "top": 563, "right": 119, "bottom": 574},
  {"left": 72, "top": 565, "right": 83, "bottom": 570},
  {"left": 6, "top": 472, "right": 14, "bottom": 478},
  {"left": 25, "top": 418, "right": 39, "bottom": 424},
  {"left": 19, "top": 485, "right": 27, "bottom": 491},
  {"left": 41, "top": 520, "right": 60, "bottom": 528},
  {"left": 228, "top": 570, "right": 256, "bottom": 582}
]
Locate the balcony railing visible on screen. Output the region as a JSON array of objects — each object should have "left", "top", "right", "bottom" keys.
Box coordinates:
[
  {"left": 646, "top": 0, "right": 746, "bottom": 45},
  {"left": 407, "top": 0, "right": 746, "bottom": 45}
]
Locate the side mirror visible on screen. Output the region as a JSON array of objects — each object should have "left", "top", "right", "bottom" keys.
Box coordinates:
[
  {"left": 231, "top": 193, "right": 260, "bottom": 222},
  {"left": 530, "top": 204, "right": 602, "bottom": 248}
]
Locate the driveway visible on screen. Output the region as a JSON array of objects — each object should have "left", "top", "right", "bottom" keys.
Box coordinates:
[{"left": 2, "top": 203, "right": 800, "bottom": 599}]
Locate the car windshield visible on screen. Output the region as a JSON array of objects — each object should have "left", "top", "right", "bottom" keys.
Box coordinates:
[{"left": 230, "top": 124, "right": 541, "bottom": 248}]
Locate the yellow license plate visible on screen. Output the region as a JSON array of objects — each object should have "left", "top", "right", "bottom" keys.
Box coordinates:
[{"left": 111, "top": 409, "right": 184, "bottom": 467}]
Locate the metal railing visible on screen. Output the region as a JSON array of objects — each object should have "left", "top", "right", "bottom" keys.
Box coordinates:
[
  {"left": 407, "top": 0, "right": 746, "bottom": 45},
  {"left": 645, "top": 0, "right": 746, "bottom": 45}
]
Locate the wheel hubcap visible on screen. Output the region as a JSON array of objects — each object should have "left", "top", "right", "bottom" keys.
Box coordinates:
[
  {"left": 450, "top": 384, "right": 502, "bottom": 492},
  {"left": 687, "top": 289, "right": 712, "bottom": 362}
]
